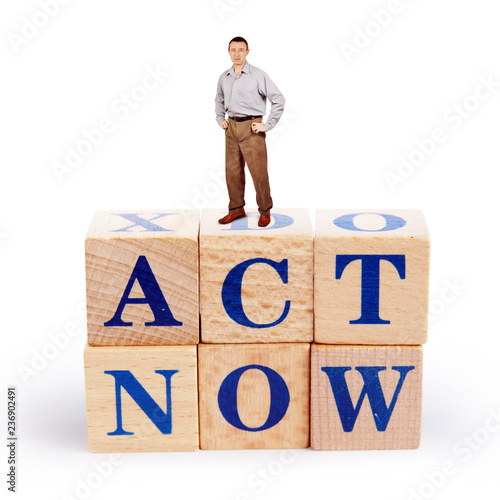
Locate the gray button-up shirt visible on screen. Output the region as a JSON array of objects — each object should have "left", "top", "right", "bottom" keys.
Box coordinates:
[{"left": 215, "top": 62, "right": 285, "bottom": 132}]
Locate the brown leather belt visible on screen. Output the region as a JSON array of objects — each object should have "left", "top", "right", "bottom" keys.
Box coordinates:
[{"left": 229, "top": 115, "right": 263, "bottom": 122}]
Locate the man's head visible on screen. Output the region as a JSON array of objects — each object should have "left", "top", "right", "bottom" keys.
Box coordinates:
[{"left": 228, "top": 36, "right": 249, "bottom": 67}]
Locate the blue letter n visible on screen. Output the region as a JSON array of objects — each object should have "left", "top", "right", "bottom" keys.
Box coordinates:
[
  {"left": 105, "top": 370, "right": 178, "bottom": 435},
  {"left": 321, "top": 366, "right": 415, "bottom": 432}
]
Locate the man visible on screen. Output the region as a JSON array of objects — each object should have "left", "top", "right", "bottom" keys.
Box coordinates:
[{"left": 215, "top": 36, "right": 285, "bottom": 227}]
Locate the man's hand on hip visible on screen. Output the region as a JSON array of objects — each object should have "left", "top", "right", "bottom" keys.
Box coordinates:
[
  {"left": 219, "top": 119, "right": 229, "bottom": 130},
  {"left": 251, "top": 122, "right": 266, "bottom": 134}
]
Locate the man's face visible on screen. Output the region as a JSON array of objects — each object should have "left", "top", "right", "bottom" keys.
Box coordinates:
[{"left": 228, "top": 42, "right": 249, "bottom": 66}]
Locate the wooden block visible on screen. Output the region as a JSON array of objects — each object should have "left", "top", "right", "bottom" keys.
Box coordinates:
[
  {"left": 84, "top": 344, "right": 199, "bottom": 452},
  {"left": 86, "top": 210, "right": 199, "bottom": 346},
  {"left": 198, "top": 343, "right": 310, "bottom": 449},
  {"left": 315, "top": 210, "right": 430, "bottom": 345},
  {"left": 311, "top": 344, "right": 422, "bottom": 450},
  {"left": 200, "top": 209, "right": 313, "bottom": 343}
]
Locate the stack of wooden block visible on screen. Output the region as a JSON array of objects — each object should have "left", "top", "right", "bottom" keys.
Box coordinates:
[{"left": 84, "top": 209, "right": 429, "bottom": 452}]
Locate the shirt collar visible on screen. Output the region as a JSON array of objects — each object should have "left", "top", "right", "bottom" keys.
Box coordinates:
[{"left": 227, "top": 61, "right": 251, "bottom": 77}]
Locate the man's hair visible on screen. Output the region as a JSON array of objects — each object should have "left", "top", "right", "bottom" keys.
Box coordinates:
[{"left": 228, "top": 36, "right": 248, "bottom": 50}]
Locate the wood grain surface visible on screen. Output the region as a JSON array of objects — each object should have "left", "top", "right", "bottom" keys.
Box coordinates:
[
  {"left": 86, "top": 210, "right": 199, "bottom": 346},
  {"left": 200, "top": 209, "right": 313, "bottom": 343},
  {"left": 311, "top": 344, "right": 423, "bottom": 450},
  {"left": 84, "top": 344, "right": 199, "bottom": 452},
  {"left": 315, "top": 209, "right": 430, "bottom": 345},
  {"left": 198, "top": 343, "right": 310, "bottom": 449}
]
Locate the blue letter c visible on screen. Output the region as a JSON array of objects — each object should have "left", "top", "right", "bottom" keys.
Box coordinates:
[{"left": 221, "top": 258, "right": 291, "bottom": 328}]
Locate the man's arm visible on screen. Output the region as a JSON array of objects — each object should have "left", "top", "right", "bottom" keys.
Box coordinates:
[
  {"left": 259, "top": 72, "right": 285, "bottom": 132},
  {"left": 215, "top": 75, "right": 227, "bottom": 128}
]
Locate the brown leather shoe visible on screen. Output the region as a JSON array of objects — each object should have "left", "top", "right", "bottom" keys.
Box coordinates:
[
  {"left": 258, "top": 213, "right": 271, "bottom": 227},
  {"left": 218, "top": 209, "right": 246, "bottom": 224}
]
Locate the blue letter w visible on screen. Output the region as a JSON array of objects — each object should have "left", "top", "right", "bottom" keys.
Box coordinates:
[
  {"left": 105, "top": 370, "right": 178, "bottom": 436},
  {"left": 321, "top": 366, "right": 415, "bottom": 432}
]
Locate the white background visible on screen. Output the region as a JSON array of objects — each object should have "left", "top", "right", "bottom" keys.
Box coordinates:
[{"left": 1, "top": 0, "right": 499, "bottom": 499}]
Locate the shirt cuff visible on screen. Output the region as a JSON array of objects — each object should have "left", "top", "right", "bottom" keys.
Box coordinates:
[{"left": 264, "top": 122, "right": 272, "bottom": 132}]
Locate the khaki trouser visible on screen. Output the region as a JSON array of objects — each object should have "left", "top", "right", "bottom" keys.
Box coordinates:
[{"left": 225, "top": 116, "right": 273, "bottom": 216}]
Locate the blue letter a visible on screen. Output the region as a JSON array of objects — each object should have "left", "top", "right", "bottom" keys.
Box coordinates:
[
  {"left": 104, "top": 255, "right": 182, "bottom": 327},
  {"left": 321, "top": 366, "right": 415, "bottom": 432},
  {"left": 105, "top": 370, "right": 178, "bottom": 435}
]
